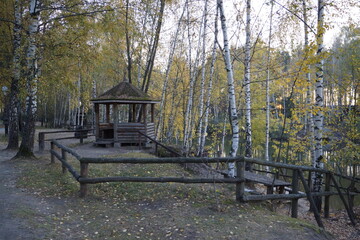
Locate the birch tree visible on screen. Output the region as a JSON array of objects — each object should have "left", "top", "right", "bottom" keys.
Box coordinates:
[
  {"left": 218, "top": 0, "right": 239, "bottom": 177},
  {"left": 312, "top": 0, "right": 326, "bottom": 210},
  {"left": 15, "top": 0, "right": 40, "bottom": 157},
  {"left": 142, "top": 0, "right": 165, "bottom": 93},
  {"left": 6, "top": 0, "right": 22, "bottom": 149},
  {"left": 199, "top": 6, "right": 218, "bottom": 157},
  {"left": 156, "top": 2, "right": 186, "bottom": 140},
  {"left": 196, "top": 0, "right": 209, "bottom": 156},
  {"left": 265, "top": 0, "right": 274, "bottom": 164},
  {"left": 302, "top": 0, "right": 316, "bottom": 188},
  {"left": 183, "top": 2, "right": 204, "bottom": 154},
  {"left": 244, "top": 0, "right": 253, "bottom": 167}
]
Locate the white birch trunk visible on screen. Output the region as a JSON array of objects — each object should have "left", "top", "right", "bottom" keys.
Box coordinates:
[
  {"left": 183, "top": 1, "right": 193, "bottom": 153},
  {"left": 218, "top": 0, "right": 239, "bottom": 177},
  {"left": 199, "top": 8, "right": 218, "bottom": 157},
  {"left": 303, "top": 0, "right": 316, "bottom": 183},
  {"left": 7, "top": 0, "right": 22, "bottom": 149},
  {"left": 265, "top": 1, "right": 274, "bottom": 165},
  {"left": 156, "top": 2, "right": 186, "bottom": 140},
  {"left": 244, "top": 0, "right": 253, "bottom": 162},
  {"left": 313, "top": 0, "right": 325, "bottom": 209},
  {"left": 184, "top": 1, "right": 204, "bottom": 154},
  {"left": 197, "top": 0, "right": 209, "bottom": 156},
  {"left": 17, "top": 0, "right": 40, "bottom": 156}
]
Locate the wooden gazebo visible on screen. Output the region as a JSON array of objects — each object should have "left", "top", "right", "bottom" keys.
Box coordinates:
[{"left": 91, "top": 81, "right": 159, "bottom": 147}]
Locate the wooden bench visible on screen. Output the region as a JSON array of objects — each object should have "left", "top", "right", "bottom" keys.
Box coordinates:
[{"left": 244, "top": 171, "right": 291, "bottom": 194}]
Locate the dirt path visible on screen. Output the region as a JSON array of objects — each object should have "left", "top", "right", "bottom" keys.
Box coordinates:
[{"left": 0, "top": 149, "right": 49, "bottom": 239}]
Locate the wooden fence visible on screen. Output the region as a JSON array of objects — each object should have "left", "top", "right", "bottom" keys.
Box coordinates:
[
  {"left": 39, "top": 129, "right": 93, "bottom": 152},
  {"left": 50, "top": 140, "right": 359, "bottom": 228}
]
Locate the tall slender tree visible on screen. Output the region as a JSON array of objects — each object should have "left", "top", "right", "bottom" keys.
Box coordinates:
[
  {"left": 15, "top": 0, "right": 41, "bottom": 158},
  {"left": 312, "top": 0, "right": 326, "bottom": 210},
  {"left": 197, "top": 0, "right": 209, "bottom": 156},
  {"left": 199, "top": 6, "right": 218, "bottom": 157},
  {"left": 265, "top": 0, "right": 274, "bottom": 164},
  {"left": 244, "top": 0, "right": 253, "bottom": 168},
  {"left": 142, "top": 0, "right": 166, "bottom": 93},
  {"left": 218, "top": 0, "right": 239, "bottom": 177},
  {"left": 7, "top": 0, "right": 22, "bottom": 150},
  {"left": 156, "top": 2, "right": 186, "bottom": 140}
]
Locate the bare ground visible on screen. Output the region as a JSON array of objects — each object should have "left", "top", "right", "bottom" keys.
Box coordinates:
[{"left": 0, "top": 132, "right": 356, "bottom": 239}]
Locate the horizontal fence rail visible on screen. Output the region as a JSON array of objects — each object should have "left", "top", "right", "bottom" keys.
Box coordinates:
[
  {"left": 39, "top": 129, "right": 94, "bottom": 152},
  {"left": 49, "top": 140, "right": 360, "bottom": 229}
]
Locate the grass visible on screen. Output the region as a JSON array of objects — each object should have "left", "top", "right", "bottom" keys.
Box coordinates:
[
  {"left": 0, "top": 133, "right": 7, "bottom": 143},
  {"left": 13, "top": 151, "right": 330, "bottom": 240}
]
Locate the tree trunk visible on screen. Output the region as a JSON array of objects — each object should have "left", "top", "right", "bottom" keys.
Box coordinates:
[
  {"left": 125, "top": 0, "right": 132, "bottom": 83},
  {"left": 184, "top": 0, "right": 203, "bottom": 154},
  {"left": 156, "top": 2, "right": 186, "bottom": 140},
  {"left": 199, "top": 7, "right": 218, "bottom": 157},
  {"left": 7, "top": 0, "right": 22, "bottom": 150},
  {"left": 197, "top": 0, "right": 209, "bottom": 156},
  {"left": 142, "top": 0, "right": 165, "bottom": 93},
  {"left": 312, "top": 0, "right": 326, "bottom": 211},
  {"left": 15, "top": 0, "right": 40, "bottom": 158},
  {"left": 303, "top": 0, "right": 316, "bottom": 192},
  {"left": 244, "top": 0, "right": 253, "bottom": 168},
  {"left": 218, "top": 0, "right": 239, "bottom": 177},
  {"left": 265, "top": 0, "right": 274, "bottom": 165}
]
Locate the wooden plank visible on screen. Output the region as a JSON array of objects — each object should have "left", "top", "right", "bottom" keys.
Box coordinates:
[
  {"left": 244, "top": 171, "right": 291, "bottom": 187},
  {"left": 80, "top": 156, "right": 241, "bottom": 164},
  {"left": 51, "top": 140, "right": 82, "bottom": 159},
  {"left": 244, "top": 157, "right": 331, "bottom": 174},
  {"left": 79, "top": 176, "right": 244, "bottom": 184},
  {"left": 244, "top": 191, "right": 343, "bottom": 201}
]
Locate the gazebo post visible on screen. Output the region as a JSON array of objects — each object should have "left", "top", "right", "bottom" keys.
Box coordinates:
[
  {"left": 142, "top": 103, "right": 147, "bottom": 146},
  {"left": 151, "top": 104, "right": 155, "bottom": 123},
  {"left": 113, "top": 103, "right": 119, "bottom": 147},
  {"left": 132, "top": 104, "right": 136, "bottom": 123},
  {"left": 106, "top": 104, "right": 110, "bottom": 123},
  {"left": 94, "top": 103, "right": 100, "bottom": 140},
  {"left": 142, "top": 104, "right": 147, "bottom": 124}
]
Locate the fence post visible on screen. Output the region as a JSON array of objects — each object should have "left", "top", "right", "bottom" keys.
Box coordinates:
[
  {"left": 50, "top": 141, "right": 55, "bottom": 164},
  {"left": 330, "top": 174, "right": 356, "bottom": 226},
  {"left": 298, "top": 170, "right": 324, "bottom": 228},
  {"left": 324, "top": 173, "right": 331, "bottom": 218},
  {"left": 236, "top": 158, "right": 245, "bottom": 202},
  {"left": 80, "top": 132, "right": 84, "bottom": 144},
  {"left": 80, "top": 162, "right": 89, "bottom": 197},
  {"left": 307, "top": 170, "right": 312, "bottom": 189},
  {"left": 61, "top": 149, "right": 67, "bottom": 174},
  {"left": 138, "top": 132, "right": 141, "bottom": 150},
  {"left": 291, "top": 169, "right": 299, "bottom": 218},
  {"left": 39, "top": 132, "right": 45, "bottom": 152}
]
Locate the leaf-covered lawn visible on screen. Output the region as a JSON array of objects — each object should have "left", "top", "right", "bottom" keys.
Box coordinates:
[{"left": 14, "top": 153, "right": 331, "bottom": 240}]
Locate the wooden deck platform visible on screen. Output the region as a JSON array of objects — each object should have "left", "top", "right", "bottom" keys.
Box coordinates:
[{"left": 93, "top": 140, "right": 114, "bottom": 147}]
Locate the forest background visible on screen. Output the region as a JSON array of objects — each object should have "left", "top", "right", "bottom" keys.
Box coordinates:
[{"left": 0, "top": 0, "right": 359, "bottom": 177}]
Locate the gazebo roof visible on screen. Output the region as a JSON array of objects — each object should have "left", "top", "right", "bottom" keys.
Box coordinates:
[{"left": 91, "top": 81, "right": 159, "bottom": 104}]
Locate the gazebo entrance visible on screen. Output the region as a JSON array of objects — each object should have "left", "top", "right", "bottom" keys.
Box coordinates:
[{"left": 91, "top": 81, "right": 159, "bottom": 147}]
